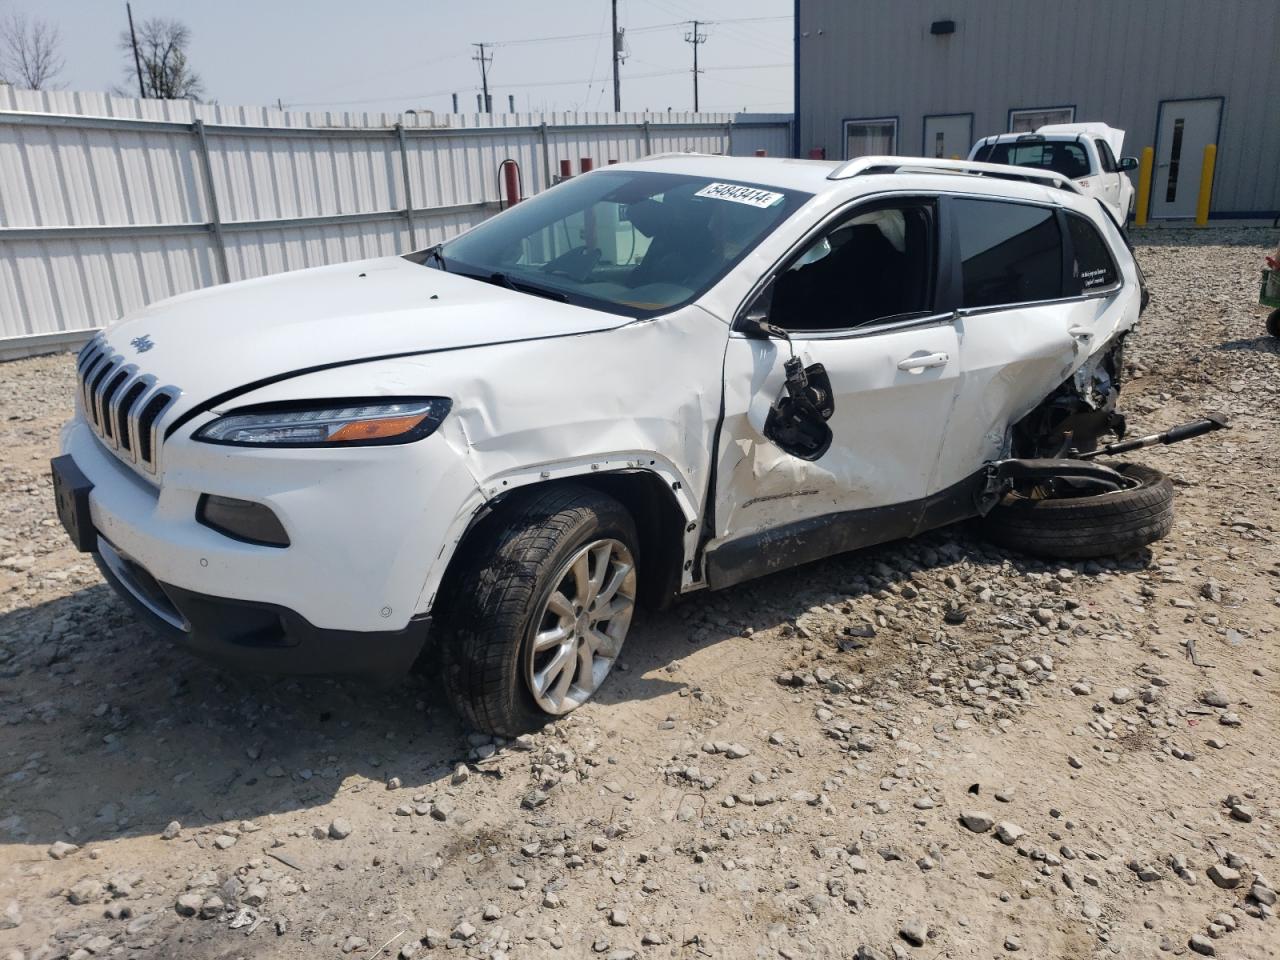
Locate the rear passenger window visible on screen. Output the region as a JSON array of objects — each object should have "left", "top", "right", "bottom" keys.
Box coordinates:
[
  {"left": 1066, "top": 214, "right": 1119, "bottom": 292},
  {"left": 954, "top": 198, "right": 1064, "bottom": 308},
  {"left": 1094, "top": 139, "right": 1117, "bottom": 173}
]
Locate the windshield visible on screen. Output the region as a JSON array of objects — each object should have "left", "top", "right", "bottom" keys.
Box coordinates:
[
  {"left": 421, "top": 170, "right": 810, "bottom": 318},
  {"left": 977, "top": 140, "right": 1091, "bottom": 180}
]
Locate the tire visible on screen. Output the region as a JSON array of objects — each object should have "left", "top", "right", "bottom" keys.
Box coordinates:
[
  {"left": 436, "top": 484, "right": 639, "bottom": 737},
  {"left": 981, "top": 462, "right": 1173, "bottom": 560},
  {"left": 1267, "top": 308, "right": 1280, "bottom": 338}
]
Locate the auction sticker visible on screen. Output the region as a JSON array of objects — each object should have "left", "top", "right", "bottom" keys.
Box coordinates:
[{"left": 695, "top": 182, "right": 785, "bottom": 208}]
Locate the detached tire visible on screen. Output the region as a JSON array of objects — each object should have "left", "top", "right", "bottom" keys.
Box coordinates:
[
  {"left": 1267, "top": 308, "right": 1280, "bottom": 338},
  {"left": 982, "top": 462, "right": 1174, "bottom": 559},
  {"left": 436, "top": 484, "right": 639, "bottom": 737}
]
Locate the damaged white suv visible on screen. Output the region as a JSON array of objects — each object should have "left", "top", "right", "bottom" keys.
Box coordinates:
[{"left": 54, "top": 153, "right": 1151, "bottom": 735}]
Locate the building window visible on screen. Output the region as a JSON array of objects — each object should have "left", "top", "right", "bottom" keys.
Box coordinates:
[
  {"left": 844, "top": 118, "right": 898, "bottom": 159},
  {"left": 1008, "top": 106, "right": 1075, "bottom": 132}
]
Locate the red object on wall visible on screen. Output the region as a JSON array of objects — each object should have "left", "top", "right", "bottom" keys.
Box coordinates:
[
  {"left": 580, "top": 157, "right": 594, "bottom": 173},
  {"left": 500, "top": 160, "right": 521, "bottom": 207},
  {"left": 808, "top": 147, "right": 826, "bottom": 160},
  {"left": 559, "top": 159, "right": 572, "bottom": 179},
  {"left": 754, "top": 148, "right": 767, "bottom": 157}
]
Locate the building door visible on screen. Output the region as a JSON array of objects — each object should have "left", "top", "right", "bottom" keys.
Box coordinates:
[
  {"left": 923, "top": 114, "right": 972, "bottom": 159},
  {"left": 1150, "top": 98, "right": 1222, "bottom": 219}
]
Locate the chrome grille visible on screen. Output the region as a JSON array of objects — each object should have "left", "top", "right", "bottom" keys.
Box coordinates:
[{"left": 75, "top": 338, "right": 178, "bottom": 475}]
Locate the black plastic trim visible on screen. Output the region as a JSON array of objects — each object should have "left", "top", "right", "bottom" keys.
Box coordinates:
[
  {"left": 704, "top": 468, "right": 986, "bottom": 590},
  {"left": 94, "top": 553, "right": 429, "bottom": 676}
]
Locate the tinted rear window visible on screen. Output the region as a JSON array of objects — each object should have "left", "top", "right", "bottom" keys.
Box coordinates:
[
  {"left": 955, "top": 198, "right": 1064, "bottom": 308},
  {"left": 1066, "top": 213, "right": 1119, "bottom": 293},
  {"left": 975, "top": 140, "right": 1091, "bottom": 179}
]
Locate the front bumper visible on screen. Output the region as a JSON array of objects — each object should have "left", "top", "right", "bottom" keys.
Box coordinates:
[
  {"left": 58, "top": 408, "right": 484, "bottom": 639},
  {"left": 92, "top": 533, "right": 428, "bottom": 675}
]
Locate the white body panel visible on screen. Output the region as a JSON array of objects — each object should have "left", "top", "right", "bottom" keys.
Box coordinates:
[{"left": 61, "top": 154, "right": 1141, "bottom": 644}]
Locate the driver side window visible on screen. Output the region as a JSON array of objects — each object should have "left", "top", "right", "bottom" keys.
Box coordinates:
[{"left": 768, "top": 199, "right": 937, "bottom": 332}]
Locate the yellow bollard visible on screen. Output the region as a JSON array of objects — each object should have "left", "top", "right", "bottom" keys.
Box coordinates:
[
  {"left": 1134, "top": 146, "right": 1154, "bottom": 227},
  {"left": 1195, "top": 144, "right": 1217, "bottom": 226}
]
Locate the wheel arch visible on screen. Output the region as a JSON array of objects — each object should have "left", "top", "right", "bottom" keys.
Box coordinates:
[{"left": 434, "top": 469, "right": 692, "bottom": 615}]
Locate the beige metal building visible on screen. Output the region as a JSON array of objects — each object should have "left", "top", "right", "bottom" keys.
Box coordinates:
[{"left": 793, "top": 0, "right": 1280, "bottom": 219}]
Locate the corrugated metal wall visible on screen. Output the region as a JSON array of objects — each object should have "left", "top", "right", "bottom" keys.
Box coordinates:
[
  {"left": 0, "top": 87, "right": 792, "bottom": 357},
  {"left": 796, "top": 0, "right": 1280, "bottom": 216}
]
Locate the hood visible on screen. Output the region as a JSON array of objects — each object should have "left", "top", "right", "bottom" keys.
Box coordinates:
[
  {"left": 1036, "top": 122, "right": 1126, "bottom": 158},
  {"left": 99, "top": 256, "right": 628, "bottom": 416}
]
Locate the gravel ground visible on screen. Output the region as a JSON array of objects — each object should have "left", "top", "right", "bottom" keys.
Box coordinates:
[{"left": 1, "top": 227, "right": 1278, "bottom": 960}]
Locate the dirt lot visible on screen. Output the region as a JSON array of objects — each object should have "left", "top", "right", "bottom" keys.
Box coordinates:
[{"left": 1, "top": 228, "right": 1278, "bottom": 960}]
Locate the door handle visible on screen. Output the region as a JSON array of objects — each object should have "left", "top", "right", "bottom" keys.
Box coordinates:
[
  {"left": 897, "top": 352, "right": 949, "bottom": 371},
  {"left": 1068, "top": 326, "right": 1093, "bottom": 341}
]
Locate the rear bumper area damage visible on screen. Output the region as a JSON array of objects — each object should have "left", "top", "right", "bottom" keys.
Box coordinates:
[{"left": 94, "top": 536, "right": 429, "bottom": 675}]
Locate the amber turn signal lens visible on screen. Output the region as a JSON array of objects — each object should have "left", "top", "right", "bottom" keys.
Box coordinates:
[{"left": 326, "top": 413, "right": 428, "bottom": 443}]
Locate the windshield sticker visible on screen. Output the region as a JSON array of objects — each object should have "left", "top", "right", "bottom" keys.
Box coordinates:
[{"left": 694, "top": 182, "right": 785, "bottom": 208}]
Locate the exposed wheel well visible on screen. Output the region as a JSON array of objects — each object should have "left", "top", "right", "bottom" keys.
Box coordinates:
[{"left": 445, "top": 472, "right": 688, "bottom": 611}]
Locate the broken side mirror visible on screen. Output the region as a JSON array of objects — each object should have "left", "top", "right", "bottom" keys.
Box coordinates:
[
  {"left": 764, "top": 358, "right": 835, "bottom": 461},
  {"left": 739, "top": 284, "right": 836, "bottom": 461}
]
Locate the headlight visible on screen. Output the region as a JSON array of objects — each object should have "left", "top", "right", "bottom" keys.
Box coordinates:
[{"left": 194, "top": 398, "right": 451, "bottom": 447}]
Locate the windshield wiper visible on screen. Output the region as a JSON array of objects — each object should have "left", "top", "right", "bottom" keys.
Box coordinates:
[{"left": 481, "top": 271, "right": 570, "bottom": 303}]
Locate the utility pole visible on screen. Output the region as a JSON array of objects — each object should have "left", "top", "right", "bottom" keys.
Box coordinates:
[
  {"left": 611, "top": 0, "right": 622, "bottom": 112},
  {"left": 684, "top": 20, "right": 707, "bottom": 113},
  {"left": 126, "top": 2, "right": 146, "bottom": 99},
  {"left": 472, "top": 42, "right": 493, "bottom": 114}
]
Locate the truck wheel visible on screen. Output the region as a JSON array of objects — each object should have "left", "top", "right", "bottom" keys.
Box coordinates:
[
  {"left": 981, "top": 462, "right": 1173, "bottom": 560},
  {"left": 1267, "top": 308, "right": 1280, "bottom": 338},
  {"left": 437, "top": 484, "right": 639, "bottom": 736}
]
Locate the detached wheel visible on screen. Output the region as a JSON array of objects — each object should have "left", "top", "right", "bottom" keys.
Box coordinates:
[
  {"left": 982, "top": 462, "right": 1174, "bottom": 559},
  {"left": 438, "top": 484, "right": 638, "bottom": 736},
  {"left": 1267, "top": 308, "right": 1280, "bottom": 338}
]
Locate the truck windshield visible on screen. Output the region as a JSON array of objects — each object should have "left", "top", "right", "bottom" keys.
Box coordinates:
[
  {"left": 981, "top": 141, "right": 1091, "bottom": 180},
  {"left": 416, "top": 170, "right": 810, "bottom": 319}
]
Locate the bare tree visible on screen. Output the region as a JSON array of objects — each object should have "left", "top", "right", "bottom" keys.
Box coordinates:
[
  {"left": 0, "top": 14, "right": 65, "bottom": 90},
  {"left": 119, "top": 17, "right": 203, "bottom": 100}
]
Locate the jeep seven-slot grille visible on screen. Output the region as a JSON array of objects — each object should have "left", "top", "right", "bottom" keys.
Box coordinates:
[{"left": 76, "top": 338, "right": 178, "bottom": 474}]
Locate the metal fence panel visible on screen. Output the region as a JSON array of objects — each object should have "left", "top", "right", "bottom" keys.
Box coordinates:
[{"left": 0, "top": 87, "right": 792, "bottom": 358}]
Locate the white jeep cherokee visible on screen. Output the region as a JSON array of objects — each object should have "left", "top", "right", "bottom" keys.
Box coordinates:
[{"left": 53, "top": 153, "right": 1146, "bottom": 735}]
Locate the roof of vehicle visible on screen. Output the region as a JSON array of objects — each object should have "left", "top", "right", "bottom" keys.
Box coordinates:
[{"left": 619, "top": 152, "right": 1088, "bottom": 209}]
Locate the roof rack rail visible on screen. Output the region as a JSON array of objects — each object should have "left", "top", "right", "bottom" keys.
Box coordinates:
[{"left": 826, "top": 155, "right": 1081, "bottom": 194}]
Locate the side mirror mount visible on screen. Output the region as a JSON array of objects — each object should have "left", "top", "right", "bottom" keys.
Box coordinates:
[{"left": 1117, "top": 156, "right": 1139, "bottom": 172}]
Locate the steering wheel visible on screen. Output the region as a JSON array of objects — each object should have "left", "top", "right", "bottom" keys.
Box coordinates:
[{"left": 541, "top": 246, "right": 602, "bottom": 283}]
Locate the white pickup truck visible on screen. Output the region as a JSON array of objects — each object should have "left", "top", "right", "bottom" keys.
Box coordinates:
[{"left": 969, "top": 123, "right": 1137, "bottom": 224}]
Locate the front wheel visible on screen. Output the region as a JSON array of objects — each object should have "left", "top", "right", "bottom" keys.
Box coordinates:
[{"left": 437, "top": 485, "right": 638, "bottom": 736}]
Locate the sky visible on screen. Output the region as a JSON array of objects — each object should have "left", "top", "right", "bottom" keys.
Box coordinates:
[{"left": 1, "top": 0, "right": 794, "bottom": 115}]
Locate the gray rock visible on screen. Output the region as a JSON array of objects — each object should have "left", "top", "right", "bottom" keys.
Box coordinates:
[
  {"left": 451, "top": 920, "right": 476, "bottom": 940},
  {"left": 995, "top": 822, "right": 1025, "bottom": 845},
  {"left": 328, "top": 818, "right": 353, "bottom": 840},
  {"left": 430, "top": 797, "right": 455, "bottom": 822},
  {"left": 899, "top": 917, "right": 927, "bottom": 947},
  {"left": 161, "top": 821, "right": 181, "bottom": 840},
  {"left": 959, "top": 810, "right": 994, "bottom": 833},
  {"left": 174, "top": 893, "right": 201, "bottom": 917},
  {"left": 1200, "top": 688, "right": 1230, "bottom": 708},
  {"left": 1207, "top": 864, "right": 1241, "bottom": 889},
  {"left": 0, "top": 900, "right": 21, "bottom": 930},
  {"left": 1110, "top": 687, "right": 1134, "bottom": 704},
  {"left": 1188, "top": 934, "right": 1216, "bottom": 956},
  {"left": 67, "top": 880, "right": 103, "bottom": 905},
  {"left": 341, "top": 935, "right": 368, "bottom": 954},
  {"left": 47, "top": 841, "right": 78, "bottom": 860},
  {"left": 609, "top": 906, "right": 629, "bottom": 926}
]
